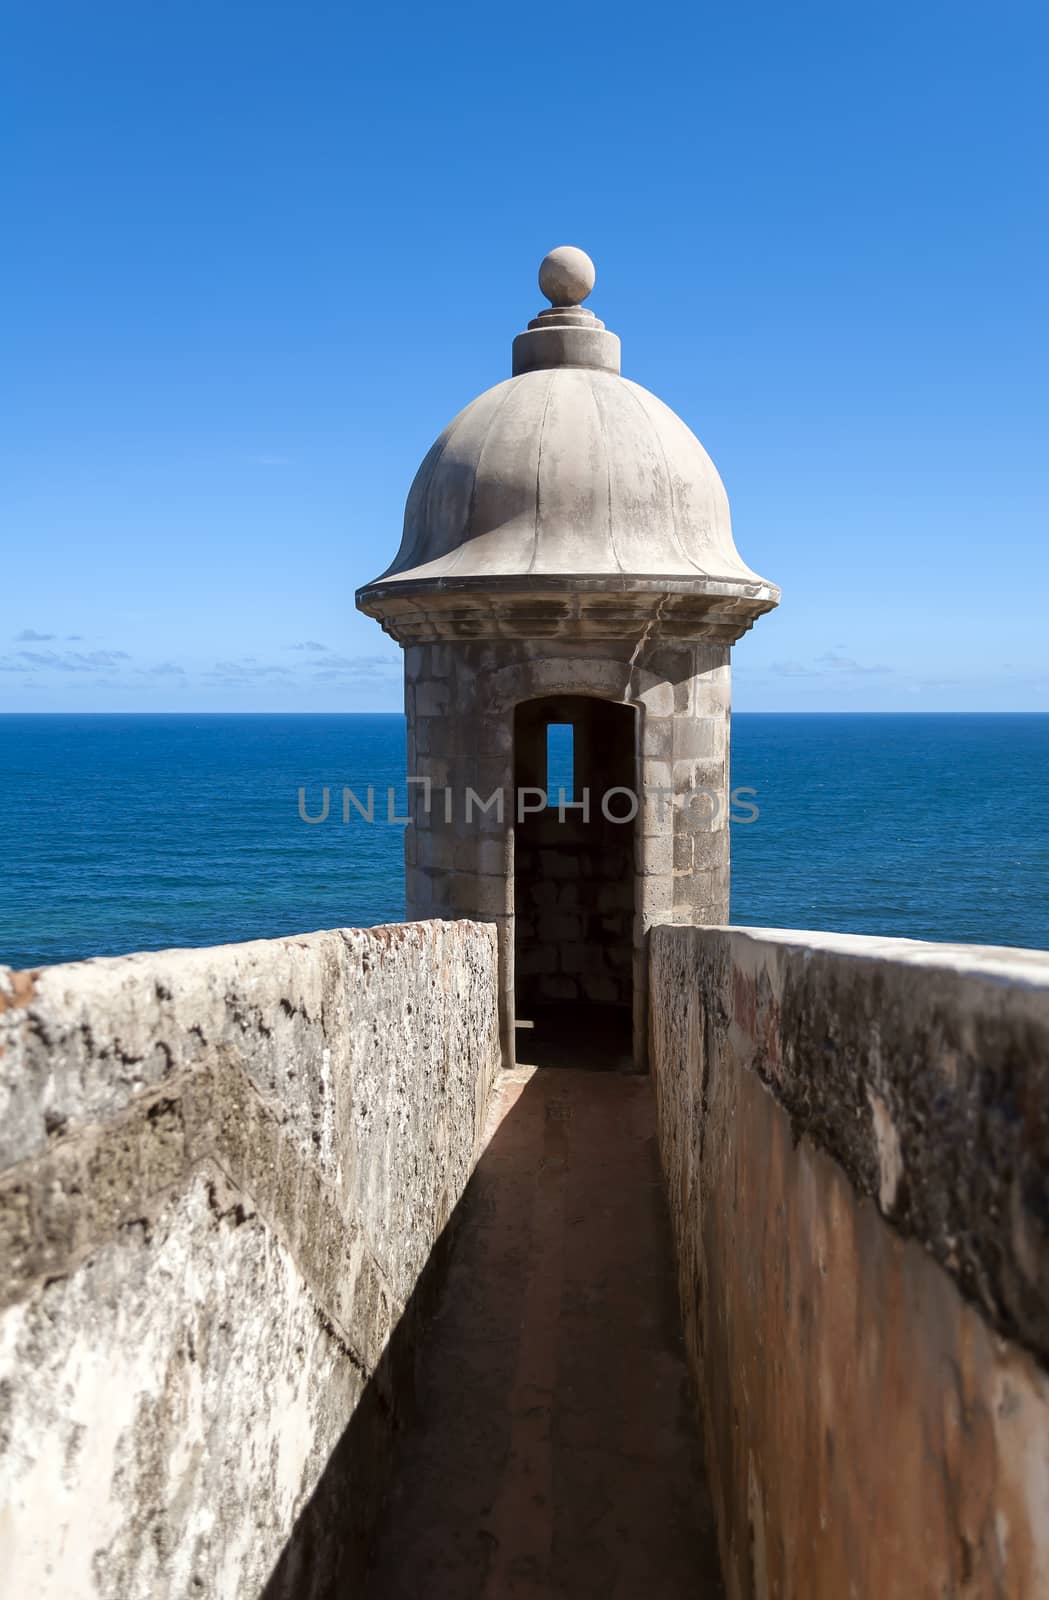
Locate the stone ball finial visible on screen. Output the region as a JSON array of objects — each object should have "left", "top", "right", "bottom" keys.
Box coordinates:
[{"left": 538, "top": 245, "right": 596, "bottom": 307}]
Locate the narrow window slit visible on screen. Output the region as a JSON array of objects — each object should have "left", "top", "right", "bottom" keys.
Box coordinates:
[{"left": 546, "top": 722, "right": 575, "bottom": 806}]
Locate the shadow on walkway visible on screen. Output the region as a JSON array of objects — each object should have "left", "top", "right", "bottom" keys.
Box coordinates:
[
  {"left": 262, "top": 1067, "right": 723, "bottom": 1599},
  {"left": 514, "top": 1003, "right": 635, "bottom": 1072}
]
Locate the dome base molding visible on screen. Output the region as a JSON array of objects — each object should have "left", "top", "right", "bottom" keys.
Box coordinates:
[{"left": 355, "top": 574, "right": 780, "bottom": 646}]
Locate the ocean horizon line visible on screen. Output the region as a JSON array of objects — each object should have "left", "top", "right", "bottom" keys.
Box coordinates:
[{"left": 1, "top": 708, "right": 1048, "bottom": 719}]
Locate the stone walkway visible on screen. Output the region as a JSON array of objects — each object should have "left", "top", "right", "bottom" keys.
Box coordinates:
[{"left": 364, "top": 1066, "right": 723, "bottom": 1598}]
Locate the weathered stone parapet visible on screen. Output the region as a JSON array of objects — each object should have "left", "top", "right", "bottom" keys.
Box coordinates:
[
  {"left": 656, "top": 925, "right": 1049, "bottom": 1355},
  {"left": 650, "top": 924, "right": 1049, "bottom": 1599},
  {"left": 0, "top": 920, "right": 501, "bottom": 1599}
]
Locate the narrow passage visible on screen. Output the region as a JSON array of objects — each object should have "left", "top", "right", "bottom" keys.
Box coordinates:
[{"left": 365, "top": 1065, "right": 723, "bottom": 1598}]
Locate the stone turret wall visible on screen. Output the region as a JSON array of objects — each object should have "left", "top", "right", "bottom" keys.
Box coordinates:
[
  {"left": 650, "top": 924, "right": 1049, "bottom": 1599},
  {"left": 0, "top": 920, "right": 501, "bottom": 1600},
  {"left": 403, "top": 634, "right": 733, "bottom": 1061},
  {"left": 513, "top": 808, "right": 635, "bottom": 1009}
]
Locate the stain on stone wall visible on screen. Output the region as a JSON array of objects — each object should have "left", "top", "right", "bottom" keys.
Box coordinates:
[
  {"left": 0, "top": 919, "right": 501, "bottom": 1599},
  {"left": 650, "top": 924, "right": 1049, "bottom": 1600}
]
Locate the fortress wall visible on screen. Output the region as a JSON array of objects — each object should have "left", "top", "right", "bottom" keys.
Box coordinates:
[
  {"left": 650, "top": 924, "right": 1049, "bottom": 1600},
  {"left": 0, "top": 919, "right": 501, "bottom": 1600}
]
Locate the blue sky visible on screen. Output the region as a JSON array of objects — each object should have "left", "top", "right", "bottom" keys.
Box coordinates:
[{"left": 3, "top": 0, "right": 1046, "bottom": 711}]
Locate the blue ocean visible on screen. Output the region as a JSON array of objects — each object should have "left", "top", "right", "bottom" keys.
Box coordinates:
[{"left": 1, "top": 713, "right": 1046, "bottom": 971}]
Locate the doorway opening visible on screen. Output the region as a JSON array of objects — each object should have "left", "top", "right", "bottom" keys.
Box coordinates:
[{"left": 513, "top": 695, "right": 637, "bottom": 1070}]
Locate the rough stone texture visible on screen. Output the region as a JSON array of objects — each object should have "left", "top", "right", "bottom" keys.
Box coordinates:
[
  {"left": 0, "top": 920, "right": 501, "bottom": 1600},
  {"left": 401, "top": 636, "right": 733, "bottom": 1064},
  {"left": 650, "top": 924, "right": 1049, "bottom": 1599}
]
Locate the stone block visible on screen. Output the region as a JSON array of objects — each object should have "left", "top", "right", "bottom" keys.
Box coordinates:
[
  {"left": 428, "top": 644, "right": 453, "bottom": 679},
  {"left": 689, "top": 828, "right": 729, "bottom": 872},
  {"left": 473, "top": 715, "right": 513, "bottom": 756},
  {"left": 473, "top": 753, "right": 513, "bottom": 794},
  {"left": 639, "top": 875, "right": 674, "bottom": 918},
  {"left": 672, "top": 718, "right": 724, "bottom": 762},
  {"left": 475, "top": 837, "right": 510, "bottom": 878},
  {"left": 639, "top": 835, "right": 674, "bottom": 876},
  {"left": 414, "top": 832, "right": 457, "bottom": 871},
  {"left": 417, "top": 755, "right": 453, "bottom": 790},
  {"left": 403, "top": 645, "right": 425, "bottom": 680},
  {"left": 643, "top": 759, "right": 673, "bottom": 791},
  {"left": 640, "top": 643, "right": 693, "bottom": 681},
  {"left": 673, "top": 757, "right": 726, "bottom": 794},
  {"left": 413, "top": 717, "right": 462, "bottom": 760},
  {"left": 640, "top": 789, "right": 675, "bottom": 835},
  {"left": 642, "top": 717, "right": 674, "bottom": 761},
  {"left": 671, "top": 677, "right": 694, "bottom": 714},
  {"left": 638, "top": 681, "right": 674, "bottom": 717},
  {"left": 416, "top": 680, "right": 451, "bottom": 717},
  {"left": 454, "top": 873, "right": 510, "bottom": 918},
  {"left": 674, "top": 866, "right": 729, "bottom": 915},
  {"left": 405, "top": 865, "right": 432, "bottom": 913}
]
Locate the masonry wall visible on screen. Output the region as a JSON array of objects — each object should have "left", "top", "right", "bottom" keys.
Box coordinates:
[
  {"left": 403, "top": 635, "right": 732, "bottom": 1061},
  {"left": 0, "top": 920, "right": 501, "bottom": 1600},
  {"left": 650, "top": 924, "right": 1049, "bottom": 1600},
  {"left": 513, "top": 694, "right": 636, "bottom": 1012}
]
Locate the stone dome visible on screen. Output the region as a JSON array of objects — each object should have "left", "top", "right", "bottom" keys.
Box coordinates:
[
  {"left": 357, "top": 247, "right": 779, "bottom": 641},
  {"left": 373, "top": 367, "right": 763, "bottom": 585}
]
